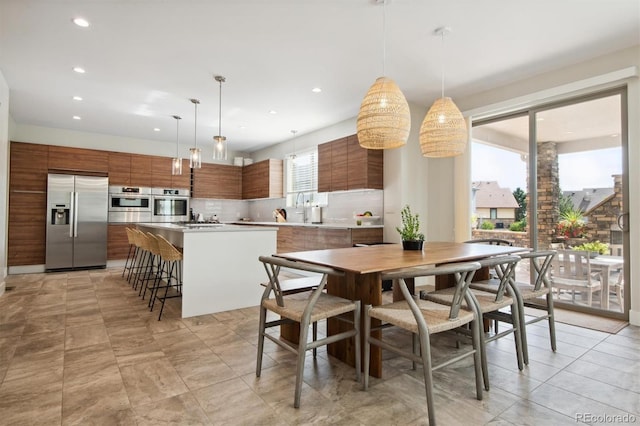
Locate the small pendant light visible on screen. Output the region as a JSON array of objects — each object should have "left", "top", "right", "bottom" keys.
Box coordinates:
[
  {"left": 189, "top": 98, "right": 202, "bottom": 168},
  {"left": 356, "top": 0, "right": 411, "bottom": 150},
  {"left": 289, "top": 129, "right": 298, "bottom": 163},
  {"left": 171, "top": 115, "right": 183, "bottom": 175},
  {"left": 420, "top": 27, "right": 467, "bottom": 158},
  {"left": 213, "top": 75, "right": 227, "bottom": 161}
]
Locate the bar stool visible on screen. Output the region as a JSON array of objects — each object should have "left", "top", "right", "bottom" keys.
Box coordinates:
[
  {"left": 128, "top": 229, "right": 146, "bottom": 286},
  {"left": 134, "top": 232, "right": 157, "bottom": 294},
  {"left": 122, "top": 227, "right": 138, "bottom": 278},
  {"left": 151, "top": 235, "right": 183, "bottom": 320},
  {"left": 140, "top": 232, "right": 162, "bottom": 302}
]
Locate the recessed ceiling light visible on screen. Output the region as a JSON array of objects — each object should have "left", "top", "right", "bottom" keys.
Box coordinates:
[
  {"left": 611, "top": 134, "right": 619, "bottom": 137},
  {"left": 269, "top": 110, "right": 277, "bottom": 115},
  {"left": 312, "top": 87, "right": 322, "bottom": 93},
  {"left": 73, "top": 67, "right": 85, "bottom": 74},
  {"left": 239, "top": 125, "right": 246, "bottom": 130},
  {"left": 153, "top": 128, "right": 160, "bottom": 132},
  {"left": 536, "top": 117, "right": 544, "bottom": 121},
  {"left": 72, "top": 96, "right": 83, "bottom": 101},
  {"left": 72, "top": 115, "right": 81, "bottom": 120},
  {"left": 565, "top": 131, "right": 573, "bottom": 134},
  {"left": 72, "top": 17, "right": 90, "bottom": 27}
]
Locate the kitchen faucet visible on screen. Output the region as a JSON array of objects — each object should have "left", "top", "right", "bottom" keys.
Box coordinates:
[{"left": 295, "top": 192, "right": 307, "bottom": 223}]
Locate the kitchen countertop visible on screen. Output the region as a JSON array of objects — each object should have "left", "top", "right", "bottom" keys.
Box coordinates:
[
  {"left": 138, "top": 222, "right": 278, "bottom": 233},
  {"left": 232, "top": 221, "right": 384, "bottom": 230}
]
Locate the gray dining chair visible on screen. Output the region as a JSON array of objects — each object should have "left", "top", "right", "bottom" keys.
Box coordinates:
[
  {"left": 256, "top": 255, "right": 361, "bottom": 408},
  {"left": 423, "top": 255, "right": 524, "bottom": 390},
  {"left": 363, "top": 261, "right": 483, "bottom": 426},
  {"left": 470, "top": 251, "right": 556, "bottom": 365}
]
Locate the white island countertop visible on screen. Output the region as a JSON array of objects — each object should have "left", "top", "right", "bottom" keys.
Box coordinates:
[
  {"left": 137, "top": 222, "right": 277, "bottom": 317},
  {"left": 232, "top": 221, "right": 384, "bottom": 229},
  {"left": 138, "top": 222, "right": 278, "bottom": 233}
]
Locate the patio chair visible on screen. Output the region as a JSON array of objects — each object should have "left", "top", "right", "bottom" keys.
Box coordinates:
[{"left": 550, "top": 250, "right": 602, "bottom": 306}]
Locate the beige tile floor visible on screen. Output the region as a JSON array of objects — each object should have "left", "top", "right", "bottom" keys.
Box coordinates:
[{"left": 1, "top": 268, "right": 639, "bottom": 425}]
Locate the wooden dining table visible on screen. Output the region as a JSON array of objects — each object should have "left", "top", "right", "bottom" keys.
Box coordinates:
[{"left": 276, "top": 241, "right": 528, "bottom": 377}]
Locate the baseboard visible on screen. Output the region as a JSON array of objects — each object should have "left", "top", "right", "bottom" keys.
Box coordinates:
[
  {"left": 0, "top": 281, "right": 5, "bottom": 298},
  {"left": 107, "top": 260, "right": 126, "bottom": 268},
  {"left": 8, "top": 264, "right": 45, "bottom": 274},
  {"left": 629, "top": 309, "right": 640, "bottom": 327}
]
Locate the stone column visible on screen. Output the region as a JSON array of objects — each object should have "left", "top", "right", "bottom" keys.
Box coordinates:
[{"left": 536, "top": 142, "right": 559, "bottom": 248}]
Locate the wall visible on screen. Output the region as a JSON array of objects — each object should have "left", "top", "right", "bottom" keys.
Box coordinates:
[
  {"left": 0, "top": 70, "right": 9, "bottom": 293},
  {"left": 9, "top": 123, "right": 246, "bottom": 165},
  {"left": 456, "top": 45, "right": 640, "bottom": 325}
]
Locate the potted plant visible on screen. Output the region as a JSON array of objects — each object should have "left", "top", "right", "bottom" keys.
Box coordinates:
[
  {"left": 396, "top": 205, "right": 424, "bottom": 250},
  {"left": 555, "top": 208, "right": 588, "bottom": 245},
  {"left": 572, "top": 240, "right": 609, "bottom": 257}
]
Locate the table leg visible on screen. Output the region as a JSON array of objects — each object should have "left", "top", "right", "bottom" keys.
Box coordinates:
[
  {"left": 600, "top": 265, "right": 610, "bottom": 310},
  {"left": 327, "top": 271, "right": 383, "bottom": 378}
]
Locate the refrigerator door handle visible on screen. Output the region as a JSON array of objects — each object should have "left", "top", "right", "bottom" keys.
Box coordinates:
[
  {"left": 69, "top": 191, "right": 75, "bottom": 238},
  {"left": 73, "top": 191, "right": 79, "bottom": 238}
]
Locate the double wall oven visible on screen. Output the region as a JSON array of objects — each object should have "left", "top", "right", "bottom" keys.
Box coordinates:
[
  {"left": 151, "top": 188, "right": 190, "bottom": 222},
  {"left": 108, "top": 186, "right": 152, "bottom": 223},
  {"left": 108, "top": 186, "right": 190, "bottom": 223}
]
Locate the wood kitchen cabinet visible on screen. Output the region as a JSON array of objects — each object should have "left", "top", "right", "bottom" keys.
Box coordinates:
[
  {"left": 192, "top": 163, "right": 242, "bottom": 199},
  {"left": 48, "top": 145, "right": 108, "bottom": 173},
  {"left": 248, "top": 223, "right": 383, "bottom": 253},
  {"left": 150, "top": 156, "right": 174, "bottom": 188},
  {"left": 317, "top": 142, "right": 332, "bottom": 193},
  {"left": 129, "top": 154, "right": 153, "bottom": 187},
  {"left": 317, "top": 134, "right": 383, "bottom": 192},
  {"left": 7, "top": 192, "right": 46, "bottom": 266},
  {"left": 242, "top": 159, "right": 283, "bottom": 199},
  {"left": 108, "top": 224, "right": 131, "bottom": 260},
  {"left": 108, "top": 152, "right": 131, "bottom": 186},
  {"left": 10, "top": 142, "right": 49, "bottom": 192},
  {"left": 347, "top": 134, "right": 383, "bottom": 190}
]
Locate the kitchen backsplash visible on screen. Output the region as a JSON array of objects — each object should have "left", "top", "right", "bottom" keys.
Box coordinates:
[
  {"left": 196, "top": 189, "right": 383, "bottom": 225},
  {"left": 189, "top": 199, "right": 249, "bottom": 222},
  {"left": 318, "top": 190, "right": 383, "bottom": 225}
]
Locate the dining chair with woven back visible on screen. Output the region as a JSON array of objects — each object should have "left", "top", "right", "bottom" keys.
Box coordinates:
[
  {"left": 256, "top": 255, "right": 361, "bottom": 408},
  {"left": 363, "top": 261, "right": 484, "bottom": 426},
  {"left": 423, "top": 255, "right": 524, "bottom": 391},
  {"left": 470, "top": 250, "right": 556, "bottom": 365}
]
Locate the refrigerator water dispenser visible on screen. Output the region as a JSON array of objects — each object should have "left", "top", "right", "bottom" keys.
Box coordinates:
[{"left": 51, "top": 206, "right": 70, "bottom": 225}]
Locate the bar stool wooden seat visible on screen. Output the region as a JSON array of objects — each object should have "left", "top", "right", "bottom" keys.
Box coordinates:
[
  {"left": 122, "top": 227, "right": 138, "bottom": 278},
  {"left": 151, "top": 235, "right": 183, "bottom": 320}
]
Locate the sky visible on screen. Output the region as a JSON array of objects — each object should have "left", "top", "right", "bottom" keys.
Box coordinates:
[{"left": 471, "top": 142, "right": 622, "bottom": 192}]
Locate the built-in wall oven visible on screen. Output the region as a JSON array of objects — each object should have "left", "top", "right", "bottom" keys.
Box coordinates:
[
  {"left": 151, "top": 188, "right": 190, "bottom": 222},
  {"left": 108, "top": 186, "right": 152, "bottom": 223}
]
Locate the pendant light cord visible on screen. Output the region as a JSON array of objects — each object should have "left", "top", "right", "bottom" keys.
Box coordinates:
[
  {"left": 175, "top": 116, "right": 180, "bottom": 157},
  {"left": 440, "top": 31, "right": 445, "bottom": 98},
  {"left": 218, "top": 78, "right": 222, "bottom": 138},
  {"left": 382, "top": 0, "right": 386, "bottom": 76}
]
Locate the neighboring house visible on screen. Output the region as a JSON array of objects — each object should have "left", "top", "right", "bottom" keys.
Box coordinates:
[
  {"left": 472, "top": 181, "right": 519, "bottom": 227},
  {"left": 564, "top": 187, "right": 615, "bottom": 213}
]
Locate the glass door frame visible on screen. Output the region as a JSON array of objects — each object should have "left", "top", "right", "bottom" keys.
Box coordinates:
[{"left": 472, "top": 85, "right": 629, "bottom": 320}]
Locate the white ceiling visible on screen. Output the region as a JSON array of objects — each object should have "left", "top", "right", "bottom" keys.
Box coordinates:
[{"left": 1, "top": 0, "right": 638, "bottom": 153}]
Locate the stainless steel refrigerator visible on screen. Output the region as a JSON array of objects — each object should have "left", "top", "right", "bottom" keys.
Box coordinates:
[{"left": 46, "top": 173, "right": 108, "bottom": 271}]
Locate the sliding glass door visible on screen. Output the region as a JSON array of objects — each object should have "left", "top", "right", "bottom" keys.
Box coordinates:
[{"left": 472, "top": 87, "right": 629, "bottom": 319}]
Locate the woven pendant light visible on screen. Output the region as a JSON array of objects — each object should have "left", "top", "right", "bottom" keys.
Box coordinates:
[
  {"left": 420, "top": 97, "right": 467, "bottom": 157},
  {"left": 420, "top": 27, "right": 467, "bottom": 158},
  {"left": 357, "top": 77, "right": 411, "bottom": 149},
  {"left": 357, "top": 0, "right": 410, "bottom": 150}
]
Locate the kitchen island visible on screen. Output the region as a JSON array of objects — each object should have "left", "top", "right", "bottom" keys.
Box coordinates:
[{"left": 137, "top": 223, "right": 277, "bottom": 317}]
